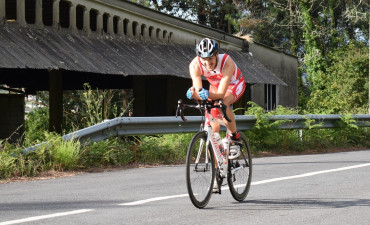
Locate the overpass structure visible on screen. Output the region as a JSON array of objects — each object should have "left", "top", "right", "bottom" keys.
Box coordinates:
[{"left": 0, "top": 0, "right": 297, "bottom": 140}]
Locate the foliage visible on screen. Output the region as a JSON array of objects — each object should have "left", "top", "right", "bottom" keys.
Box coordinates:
[
  {"left": 0, "top": 144, "right": 17, "bottom": 178},
  {"left": 245, "top": 101, "right": 300, "bottom": 152},
  {"left": 142, "top": 0, "right": 242, "bottom": 34},
  {"left": 63, "top": 84, "right": 133, "bottom": 133},
  {"left": 236, "top": 1, "right": 369, "bottom": 114},
  {"left": 238, "top": 0, "right": 369, "bottom": 55},
  {"left": 0, "top": 133, "right": 193, "bottom": 180},
  {"left": 136, "top": 133, "right": 192, "bottom": 164},
  {"left": 244, "top": 101, "right": 369, "bottom": 154},
  {"left": 44, "top": 133, "right": 81, "bottom": 171},
  {"left": 0, "top": 133, "right": 81, "bottom": 179},
  {"left": 24, "top": 107, "right": 49, "bottom": 145},
  {"left": 25, "top": 84, "right": 133, "bottom": 140},
  {"left": 81, "top": 137, "right": 133, "bottom": 167},
  {"left": 306, "top": 42, "right": 369, "bottom": 114}
]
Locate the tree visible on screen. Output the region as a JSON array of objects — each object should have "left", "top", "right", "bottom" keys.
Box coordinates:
[
  {"left": 238, "top": 0, "right": 369, "bottom": 55},
  {"left": 306, "top": 42, "right": 369, "bottom": 114},
  {"left": 238, "top": 0, "right": 369, "bottom": 114},
  {"left": 140, "top": 0, "right": 243, "bottom": 34},
  {"left": 298, "top": 0, "right": 369, "bottom": 113}
]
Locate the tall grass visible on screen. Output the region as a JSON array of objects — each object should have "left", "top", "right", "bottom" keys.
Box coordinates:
[
  {"left": 0, "top": 133, "right": 82, "bottom": 179},
  {"left": 0, "top": 133, "right": 194, "bottom": 179}
]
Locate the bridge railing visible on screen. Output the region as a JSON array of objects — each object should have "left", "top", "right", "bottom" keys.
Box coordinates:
[{"left": 24, "top": 114, "right": 370, "bottom": 153}]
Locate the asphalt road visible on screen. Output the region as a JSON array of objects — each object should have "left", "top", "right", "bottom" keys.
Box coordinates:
[{"left": 1, "top": 150, "right": 370, "bottom": 225}]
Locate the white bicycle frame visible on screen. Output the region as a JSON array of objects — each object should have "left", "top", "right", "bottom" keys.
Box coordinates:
[
  {"left": 195, "top": 112, "right": 245, "bottom": 179},
  {"left": 196, "top": 112, "right": 229, "bottom": 177}
]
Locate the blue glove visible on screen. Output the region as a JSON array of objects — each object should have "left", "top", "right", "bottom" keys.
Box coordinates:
[
  {"left": 198, "top": 88, "right": 209, "bottom": 100},
  {"left": 186, "top": 87, "right": 194, "bottom": 99}
]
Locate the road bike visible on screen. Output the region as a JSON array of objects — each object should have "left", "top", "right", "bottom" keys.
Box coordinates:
[{"left": 176, "top": 99, "right": 252, "bottom": 208}]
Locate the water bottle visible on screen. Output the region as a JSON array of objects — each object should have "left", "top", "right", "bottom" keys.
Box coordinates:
[
  {"left": 222, "top": 137, "right": 229, "bottom": 153},
  {"left": 214, "top": 133, "right": 223, "bottom": 152},
  {"left": 214, "top": 133, "right": 228, "bottom": 164}
]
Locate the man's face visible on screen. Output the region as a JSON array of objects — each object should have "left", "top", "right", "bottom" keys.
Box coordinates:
[{"left": 199, "top": 54, "right": 217, "bottom": 71}]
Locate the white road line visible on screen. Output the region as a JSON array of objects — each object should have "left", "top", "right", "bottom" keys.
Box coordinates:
[
  {"left": 250, "top": 163, "right": 370, "bottom": 186},
  {"left": 0, "top": 209, "right": 94, "bottom": 225},
  {"left": 121, "top": 163, "right": 370, "bottom": 206},
  {"left": 2, "top": 163, "right": 369, "bottom": 224},
  {"left": 119, "top": 194, "right": 189, "bottom": 206}
]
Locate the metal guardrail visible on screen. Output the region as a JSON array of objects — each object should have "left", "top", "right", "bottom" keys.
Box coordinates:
[{"left": 24, "top": 114, "right": 370, "bottom": 153}]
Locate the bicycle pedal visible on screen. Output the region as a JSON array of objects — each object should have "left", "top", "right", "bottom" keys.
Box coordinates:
[
  {"left": 217, "top": 187, "right": 221, "bottom": 194},
  {"left": 212, "top": 186, "right": 221, "bottom": 194}
]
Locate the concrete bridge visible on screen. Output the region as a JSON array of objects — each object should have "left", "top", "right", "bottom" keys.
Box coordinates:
[{"left": 0, "top": 0, "right": 297, "bottom": 140}]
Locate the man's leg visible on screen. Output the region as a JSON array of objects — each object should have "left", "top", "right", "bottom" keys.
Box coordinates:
[{"left": 222, "top": 92, "right": 237, "bottom": 134}]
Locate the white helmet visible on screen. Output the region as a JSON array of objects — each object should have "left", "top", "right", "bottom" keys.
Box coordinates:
[{"left": 196, "top": 38, "right": 219, "bottom": 58}]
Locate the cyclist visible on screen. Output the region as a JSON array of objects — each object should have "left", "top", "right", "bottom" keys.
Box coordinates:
[{"left": 186, "top": 38, "right": 246, "bottom": 192}]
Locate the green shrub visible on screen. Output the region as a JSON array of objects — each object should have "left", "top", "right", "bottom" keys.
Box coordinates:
[
  {"left": 137, "top": 133, "right": 192, "bottom": 164},
  {"left": 24, "top": 107, "right": 49, "bottom": 145},
  {"left": 35, "top": 133, "right": 81, "bottom": 171},
  {"left": 81, "top": 137, "right": 133, "bottom": 167},
  {"left": 0, "top": 149, "right": 16, "bottom": 178},
  {"left": 244, "top": 102, "right": 369, "bottom": 154}
]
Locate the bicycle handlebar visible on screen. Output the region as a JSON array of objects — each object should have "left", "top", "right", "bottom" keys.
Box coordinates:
[{"left": 176, "top": 99, "right": 232, "bottom": 123}]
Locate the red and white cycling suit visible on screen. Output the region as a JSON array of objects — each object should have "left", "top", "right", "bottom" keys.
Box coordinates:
[{"left": 197, "top": 53, "right": 245, "bottom": 102}]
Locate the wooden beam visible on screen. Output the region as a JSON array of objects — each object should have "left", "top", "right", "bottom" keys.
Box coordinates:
[{"left": 49, "top": 69, "right": 63, "bottom": 133}]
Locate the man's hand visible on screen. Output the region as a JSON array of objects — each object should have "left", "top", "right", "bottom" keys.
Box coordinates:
[
  {"left": 186, "top": 87, "right": 209, "bottom": 100},
  {"left": 198, "top": 88, "right": 209, "bottom": 100},
  {"left": 186, "top": 87, "right": 195, "bottom": 99}
]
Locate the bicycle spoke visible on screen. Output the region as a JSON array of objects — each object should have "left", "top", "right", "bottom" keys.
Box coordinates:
[
  {"left": 186, "top": 131, "right": 215, "bottom": 208},
  {"left": 227, "top": 132, "right": 252, "bottom": 201}
]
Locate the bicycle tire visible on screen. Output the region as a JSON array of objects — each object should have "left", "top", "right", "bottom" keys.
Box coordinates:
[
  {"left": 186, "top": 131, "right": 215, "bottom": 208},
  {"left": 227, "top": 132, "right": 252, "bottom": 201}
]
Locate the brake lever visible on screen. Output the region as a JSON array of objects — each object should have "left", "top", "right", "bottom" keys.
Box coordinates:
[
  {"left": 176, "top": 99, "right": 181, "bottom": 118},
  {"left": 176, "top": 99, "right": 188, "bottom": 122}
]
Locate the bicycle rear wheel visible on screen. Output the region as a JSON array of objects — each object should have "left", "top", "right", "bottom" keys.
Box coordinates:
[
  {"left": 186, "top": 131, "right": 215, "bottom": 208},
  {"left": 227, "top": 132, "right": 252, "bottom": 201}
]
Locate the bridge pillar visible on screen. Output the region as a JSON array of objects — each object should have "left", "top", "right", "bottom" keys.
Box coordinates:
[
  {"left": 52, "top": 0, "right": 59, "bottom": 28},
  {"left": 17, "top": 0, "right": 26, "bottom": 26},
  {"left": 96, "top": 12, "right": 103, "bottom": 34},
  {"left": 141, "top": 24, "right": 149, "bottom": 41},
  {"left": 69, "top": 2, "right": 76, "bottom": 32},
  {"left": 155, "top": 28, "right": 162, "bottom": 42},
  {"left": 125, "top": 19, "right": 132, "bottom": 39},
  {"left": 107, "top": 14, "right": 113, "bottom": 35},
  {"left": 49, "top": 70, "right": 63, "bottom": 134},
  {"left": 0, "top": 0, "right": 5, "bottom": 25},
  {"left": 117, "top": 17, "right": 123, "bottom": 36},
  {"left": 83, "top": 7, "right": 90, "bottom": 35},
  {"left": 35, "top": 0, "right": 43, "bottom": 27}
]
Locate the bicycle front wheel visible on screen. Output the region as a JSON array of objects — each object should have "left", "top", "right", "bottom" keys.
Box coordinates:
[
  {"left": 227, "top": 132, "right": 252, "bottom": 201},
  {"left": 186, "top": 131, "right": 215, "bottom": 208}
]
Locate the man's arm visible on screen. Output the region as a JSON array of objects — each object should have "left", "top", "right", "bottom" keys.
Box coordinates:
[
  {"left": 188, "top": 57, "right": 204, "bottom": 100},
  {"left": 189, "top": 57, "right": 203, "bottom": 89}
]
